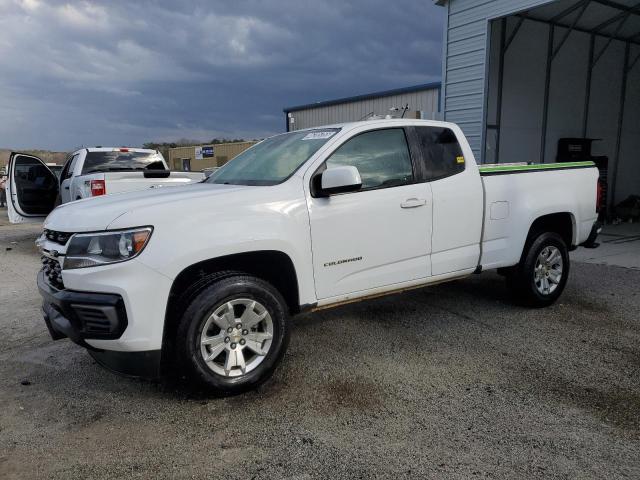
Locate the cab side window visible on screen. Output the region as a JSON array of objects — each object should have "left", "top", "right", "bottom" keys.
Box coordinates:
[
  {"left": 326, "top": 128, "right": 413, "bottom": 191},
  {"left": 63, "top": 154, "right": 79, "bottom": 180},
  {"left": 414, "top": 127, "right": 465, "bottom": 181}
]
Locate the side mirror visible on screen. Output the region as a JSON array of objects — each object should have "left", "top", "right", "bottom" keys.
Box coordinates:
[{"left": 319, "top": 166, "right": 362, "bottom": 196}]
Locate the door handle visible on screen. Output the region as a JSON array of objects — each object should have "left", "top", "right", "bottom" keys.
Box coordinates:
[
  {"left": 64, "top": 186, "right": 69, "bottom": 190},
  {"left": 401, "top": 198, "right": 427, "bottom": 209}
]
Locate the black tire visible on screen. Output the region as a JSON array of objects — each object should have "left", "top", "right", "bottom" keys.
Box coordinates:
[
  {"left": 507, "top": 231, "right": 570, "bottom": 308},
  {"left": 176, "top": 273, "right": 290, "bottom": 395}
]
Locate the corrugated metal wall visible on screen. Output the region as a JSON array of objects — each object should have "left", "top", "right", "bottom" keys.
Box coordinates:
[
  {"left": 442, "top": 0, "right": 556, "bottom": 160},
  {"left": 287, "top": 87, "right": 441, "bottom": 131}
]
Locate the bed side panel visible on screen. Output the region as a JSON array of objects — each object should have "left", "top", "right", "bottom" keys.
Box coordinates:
[{"left": 480, "top": 167, "right": 598, "bottom": 269}]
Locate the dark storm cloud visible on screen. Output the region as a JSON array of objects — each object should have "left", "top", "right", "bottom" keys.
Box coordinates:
[{"left": 0, "top": 0, "right": 444, "bottom": 150}]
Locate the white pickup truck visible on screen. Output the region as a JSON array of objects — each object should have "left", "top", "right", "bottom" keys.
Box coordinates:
[
  {"left": 20, "top": 120, "right": 601, "bottom": 394},
  {"left": 6, "top": 147, "right": 203, "bottom": 224}
]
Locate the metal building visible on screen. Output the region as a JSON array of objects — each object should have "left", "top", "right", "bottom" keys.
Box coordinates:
[
  {"left": 283, "top": 83, "right": 441, "bottom": 131},
  {"left": 167, "top": 141, "right": 256, "bottom": 171},
  {"left": 436, "top": 0, "right": 640, "bottom": 212}
]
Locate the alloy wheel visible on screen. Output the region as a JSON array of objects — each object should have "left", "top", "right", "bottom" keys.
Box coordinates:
[
  {"left": 199, "top": 298, "right": 274, "bottom": 377},
  {"left": 534, "top": 246, "right": 563, "bottom": 295}
]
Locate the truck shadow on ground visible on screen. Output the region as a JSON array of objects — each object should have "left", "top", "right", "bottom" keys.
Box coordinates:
[
  {"left": 146, "top": 274, "right": 527, "bottom": 401},
  {"left": 53, "top": 274, "right": 512, "bottom": 402}
]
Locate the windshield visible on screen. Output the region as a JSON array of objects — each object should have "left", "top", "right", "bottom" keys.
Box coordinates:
[
  {"left": 207, "top": 129, "right": 340, "bottom": 186},
  {"left": 82, "top": 151, "right": 166, "bottom": 174}
]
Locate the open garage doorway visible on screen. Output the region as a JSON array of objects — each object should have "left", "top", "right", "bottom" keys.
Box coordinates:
[{"left": 484, "top": 0, "right": 640, "bottom": 218}]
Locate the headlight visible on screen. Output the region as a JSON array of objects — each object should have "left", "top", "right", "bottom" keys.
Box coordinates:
[{"left": 64, "top": 227, "right": 153, "bottom": 270}]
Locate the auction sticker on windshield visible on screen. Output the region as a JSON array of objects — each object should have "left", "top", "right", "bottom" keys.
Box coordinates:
[{"left": 302, "top": 131, "right": 337, "bottom": 141}]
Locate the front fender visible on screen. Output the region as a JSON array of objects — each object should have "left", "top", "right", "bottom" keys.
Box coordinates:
[{"left": 109, "top": 182, "right": 317, "bottom": 306}]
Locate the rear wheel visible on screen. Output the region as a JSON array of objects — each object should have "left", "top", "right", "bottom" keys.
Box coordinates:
[
  {"left": 176, "top": 274, "right": 290, "bottom": 395},
  {"left": 507, "top": 232, "right": 569, "bottom": 308}
]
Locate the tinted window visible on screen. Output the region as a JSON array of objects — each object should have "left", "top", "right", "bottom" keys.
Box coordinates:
[
  {"left": 414, "top": 127, "right": 465, "bottom": 180},
  {"left": 81, "top": 151, "right": 165, "bottom": 174},
  {"left": 326, "top": 129, "right": 413, "bottom": 190},
  {"left": 208, "top": 129, "right": 339, "bottom": 186}
]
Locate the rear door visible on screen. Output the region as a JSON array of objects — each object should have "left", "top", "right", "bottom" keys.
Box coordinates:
[
  {"left": 6, "top": 153, "right": 59, "bottom": 224},
  {"left": 411, "top": 126, "right": 483, "bottom": 275}
]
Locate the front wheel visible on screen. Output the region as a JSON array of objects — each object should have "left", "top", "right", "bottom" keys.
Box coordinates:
[
  {"left": 507, "top": 232, "right": 570, "bottom": 308},
  {"left": 176, "top": 274, "right": 290, "bottom": 395}
]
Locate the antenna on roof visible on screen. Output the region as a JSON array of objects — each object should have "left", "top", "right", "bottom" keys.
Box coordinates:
[{"left": 389, "top": 104, "right": 410, "bottom": 118}]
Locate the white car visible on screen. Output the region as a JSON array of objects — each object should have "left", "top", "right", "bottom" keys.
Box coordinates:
[
  {"left": 5, "top": 147, "right": 203, "bottom": 224},
  {"left": 15, "top": 120, "right": 601, "bottom": 394}
]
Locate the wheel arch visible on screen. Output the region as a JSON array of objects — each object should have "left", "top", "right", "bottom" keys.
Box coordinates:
[
  {"left": 161, "top": 250, "right": 300, "bottom": 367},
  {"left": 525, "top": 212, "right": 575, "bottom": 252},
  {"left": 507, "top": 218, "right": 573, "bottom": 308}
]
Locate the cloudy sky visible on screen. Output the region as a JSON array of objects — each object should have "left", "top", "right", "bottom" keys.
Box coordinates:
[{"left": 0, "top": 0, "right": 443, "bottom": 151}]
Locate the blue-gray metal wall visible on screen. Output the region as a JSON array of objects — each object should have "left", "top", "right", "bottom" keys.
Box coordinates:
[
  {"left": 441, "top": 0, "right": 555, "bottom": 161},
  {"left": 286, "top": 87, "right": 441, "bottom": 131}
]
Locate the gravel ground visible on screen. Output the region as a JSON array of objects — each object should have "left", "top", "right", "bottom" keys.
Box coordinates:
[{"left": 1, "top": 214, "right": 639, "bottom": 479}]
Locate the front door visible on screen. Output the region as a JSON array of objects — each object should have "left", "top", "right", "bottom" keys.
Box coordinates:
[
  {"left": 59, "top": 153, "right": 78, "bottom": 204},
  {"left": 307, "top": 128, "right": 433, "bottom": 300},
  {"left": 6, "top": 153, "right": 59, "bottom": 224}
]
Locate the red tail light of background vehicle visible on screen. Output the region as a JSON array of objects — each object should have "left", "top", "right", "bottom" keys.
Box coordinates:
[{"left": 90, "top": 179, "right": 106, "bottom": 197}]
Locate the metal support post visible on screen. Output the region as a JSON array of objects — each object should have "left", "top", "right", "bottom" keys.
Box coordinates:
[
  {"left": 609, "top": 42, "right": 631, "bottom": 216},
  {"left": 582, "top": 34, "right": 596, "bottom": 137},
  {"left": 540, "top": 25, "right": 555, "bottom": 163}
]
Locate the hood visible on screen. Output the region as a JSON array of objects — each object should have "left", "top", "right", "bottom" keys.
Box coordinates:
[{"left": 44, "top": 183, "right": 252, "bottom": 232}]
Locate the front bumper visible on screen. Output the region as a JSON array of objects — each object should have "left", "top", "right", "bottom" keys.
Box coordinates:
[
  {"left": 38, "top": 270, "right": 128, "bottom": 346},
  {"left": 38, "top": 270, "right": 161, "bottom": 378}
]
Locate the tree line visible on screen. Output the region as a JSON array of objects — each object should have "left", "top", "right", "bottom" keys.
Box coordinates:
[{"left": 142, "top": 138, "right": 251, "bottom": 150}]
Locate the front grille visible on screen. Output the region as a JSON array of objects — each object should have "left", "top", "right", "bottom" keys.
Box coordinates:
[
  {"left": 44, "top": 229, "right": 73, "bottom": 246},
  {"left": 41, "top": 256, "right": 64, "bottom": 290}
]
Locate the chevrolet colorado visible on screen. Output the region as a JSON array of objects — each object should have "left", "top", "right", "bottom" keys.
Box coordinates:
[
  {"left": 6, "top": 147, "right": 203, "bottom": 224},
  {"left": 20, "top": 120, "right": 601, "bottom": 394}
]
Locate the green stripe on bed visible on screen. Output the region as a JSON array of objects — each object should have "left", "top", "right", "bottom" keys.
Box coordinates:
[{"left": 478, "top": 161, "right": 595, "bottom": 174}]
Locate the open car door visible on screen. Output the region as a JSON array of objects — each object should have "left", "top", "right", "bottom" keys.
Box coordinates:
[{"left": 6, "top": 152, "right": 59, "bottom": 224}]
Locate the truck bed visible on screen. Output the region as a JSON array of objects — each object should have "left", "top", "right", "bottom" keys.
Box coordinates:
[
  {"left": 478, "top": 161, "right": 599, "bottom": 270},
  {"left": 82, "top": 170, "right": 204, "bottom": 196}
]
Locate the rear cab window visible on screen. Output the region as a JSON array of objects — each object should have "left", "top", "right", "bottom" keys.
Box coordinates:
[
  {"left": 81, "top": 151, "right": 166, "bottom": 174},
  {"left": 413, "top": 127, "right": 465, "bottom": 181}
]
